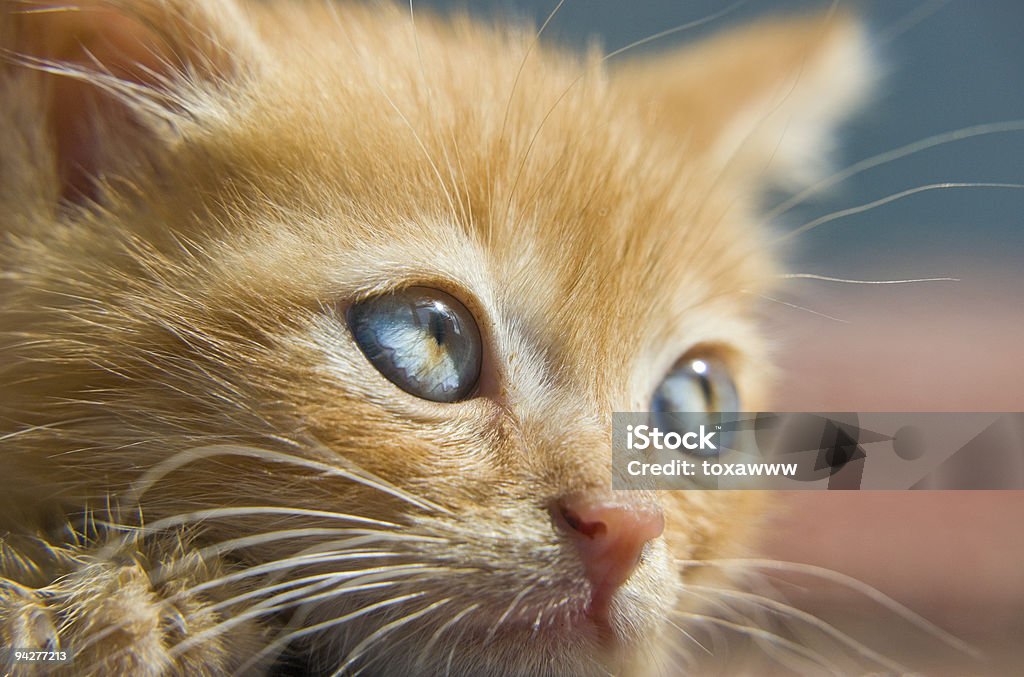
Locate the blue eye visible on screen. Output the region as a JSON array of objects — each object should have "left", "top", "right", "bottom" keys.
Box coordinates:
[
  {"left": 650, "top": 357, "right": 739, "bottom": 454},
  {"left": 347, "top": 287, "right": 482, "bottom": 402}
]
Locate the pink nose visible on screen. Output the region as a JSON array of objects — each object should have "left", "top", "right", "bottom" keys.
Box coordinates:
[{"left": 554, "top": 496, "right": 665, "bottom": 596}]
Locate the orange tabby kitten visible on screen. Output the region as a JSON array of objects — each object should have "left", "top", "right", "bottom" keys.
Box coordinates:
[{"left": 0, "top": 1, "right": 870, "bottom": 674}]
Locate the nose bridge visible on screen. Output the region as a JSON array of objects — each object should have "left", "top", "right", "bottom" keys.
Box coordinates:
[
  {"left": 514, "top": 404, "right": 662, "bottom": 507},
  {"left": 527, "top": 419, "right": 614, "bottom": 498}
]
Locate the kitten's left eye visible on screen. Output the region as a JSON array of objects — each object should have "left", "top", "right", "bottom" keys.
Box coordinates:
[
  {"left": 650, "top": 356, "right": 739, "bottom": 453},
  {"left": 346, "top": 287, "right": 482, "bottom": 402}
]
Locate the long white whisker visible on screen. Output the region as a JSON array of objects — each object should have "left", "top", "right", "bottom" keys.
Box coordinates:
[
  {"left": 232, "top": 592, "right": 429, "bottom": 676},
  {"left": 767, "top": 120, "right": 1024, "bottom": 219},
  {"left": 205, "top": 565, "right": 440, "bottom": 616},
  {"left": 141, "top": 505, "right": 399, "bottom": 538},
  {"left": 666, "top": 617, "right": 713, "bottom": 656},
  {"left": 171, "top": 578, "right": 410, "bottom": 658},
  {"left": 176, "top": 566, "right": 474, "bottom": 659},
  {"left": 781, "top": 273, "right": 960, "bottom": 284},
  {"left": 417, "top": 602, "right": 480, "bottom": 669},
  {"left": 186, "top": 527, "right": 443, "bottom": 564},
  {"left": 128, "top": 444, "right": 448, "bottom": 514},
  {"left": 673, "top": 610, "right": 842, "bottom": 674},
  {"left": 677, "top": 557, "right": 979, "bottom": 657},
  {"left": 209, "top": 572, "right": 354, "bottom": 613},
  {"left": 603, "top": 1, "right": 748, "bottom": 61},
  {"left": 746, "top": 291, "right": 851, "bottom": 323},
  {"left": 172, "top": 550, "right": 404, "bottom": 599},
  {"left": 779, "top": 182, "right": 1024, "bottom": 241},
  {"left": 244, "top": 566, "right": 473, "bottom": 621},
  {"left": 686, "top": 583, "right": 910, "bottom": 673},
  {"left": 334, "top": 597, "right": 454, "bottom": 676},
  {"left": 483, "top": 584, "right": 533, "bottom": 646},
  {"left": 444, "top": 607, "right": 474, "bottom": 677}
]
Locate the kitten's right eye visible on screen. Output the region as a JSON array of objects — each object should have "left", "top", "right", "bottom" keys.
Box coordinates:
[{"left": 346, "top": 287, "right": 482, "bottom": 402}]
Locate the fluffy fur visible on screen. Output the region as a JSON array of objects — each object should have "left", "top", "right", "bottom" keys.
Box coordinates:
[{"left": 0, "top": 1, "right": 869, "bottom": 674}]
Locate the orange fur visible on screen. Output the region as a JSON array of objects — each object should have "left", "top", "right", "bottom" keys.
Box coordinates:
[{"left": 0, "top": 1, "right": 870, "bottom": 674}]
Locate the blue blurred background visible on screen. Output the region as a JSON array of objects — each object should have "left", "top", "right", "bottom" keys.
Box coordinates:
[{"left": 418, "top": 0, "right": 1024, "bottom": 276}]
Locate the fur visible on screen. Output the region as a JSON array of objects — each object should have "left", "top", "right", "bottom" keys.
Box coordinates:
[{"left": 0, "top": 1, "right": 869, "bottom": 674}]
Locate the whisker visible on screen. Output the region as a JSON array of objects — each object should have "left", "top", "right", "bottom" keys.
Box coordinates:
[
  {"left": 416, "top": 602, "right": 480, "bottom": 669},
  {"left": 673, "top": 610, "right": 842, "bottom": 674},
  {"left": 677, "top": 557, "right": 979, "bottom": 657},
  {"left": 665, "top": 617, "right": 713, "bottom": 656},
  {"left": 778, "top": 182, "right": 1024, "bottom": 242},
  {"left": 170, "top": 550, "right": 404, "bottom": 599},
  {"left": 695, "top": 582, "right": 859, "bottom": 674},
  {"left": 0, "top": 48, "right": 181, "bottom": 123},
  {"left": 499, "top": 0, "right": 568, "bottom": 143},
  {"left": 602, "top": 1, "right": 748, "bottom": 61},
  {"left": 444, "top": 611, "right": 474, "bottom": 677},
  {"left": 171, "top": 579, "right": 403, "bottom": 658},
  {"left": 209, "top": 572, "right": 352, "bottom": 614},
  {"left": 232, "top": 592, "right": 429, "bottom": 676},
  {"left": 767, "top": 120, "right": 1024, "bottom": 219},
  {"left": 0, "top": 418, "right": 98, "bottom": 443},
  {"left": 333, "top": 597, "right": 454, "bottom": 676},
  {"left": 75, "top": 563, "right": 407, "bottom": 665},
  {"left": 781, "top": 273, "right": 959, "bottom": 285},
  {"left": 176, "top": 567, "right": 470, "bottom": 659},
  {"left": 140, "top": 505, "right": 399, "bottom": 536},
  {"left": 205, "top": 566, "right": 430, "bottom": 616},
  {"left": 127, "top": 444, "right": 448, "bottom": 514},
  {"left": 7, "top": 4, "right": 83, "bottom": 16},
  {"left": 745, "top": 291, "right": 851, "bottom": 323},
  {"left": 483, "top": 583, "right": 533, "bottom": 646},
  {"left": 186, "top": 527, "right": 442, "bottom": 564},
  {"left": 686, "top": 583, "right": 910, "bottom": 673}
]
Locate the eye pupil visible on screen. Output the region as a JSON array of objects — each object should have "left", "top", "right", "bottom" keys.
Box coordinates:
[
  {"left": 695, "top": 371, "right": 714, "bottom": 406},
  {"left": 427, "top": 308, "right": 448, "bottom": 345},
  {"left": 347, "top": 287, "right": 482, "bottom": 403},
  {"left": 650, "top": 356, "right": 739, "bottom": 455}
]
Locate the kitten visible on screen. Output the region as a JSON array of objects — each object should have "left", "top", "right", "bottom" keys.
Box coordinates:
[{"left": 0, "top": 1, "right": 870, "bottom": 674}]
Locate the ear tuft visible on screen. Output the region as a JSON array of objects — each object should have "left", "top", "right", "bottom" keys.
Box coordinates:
[{"left": 617, "top": 12, "right": 875, "bottom": 189}]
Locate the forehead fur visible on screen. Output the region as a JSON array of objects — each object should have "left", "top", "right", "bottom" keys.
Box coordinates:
[{"left": 118, "top": 3, "right": 776, "bottom": 408}]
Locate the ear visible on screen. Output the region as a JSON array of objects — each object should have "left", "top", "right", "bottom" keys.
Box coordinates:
[
  {"left": 1, "top": 0, "right": 258, "bottom": 203},
  {"left": 616, "top": 12, "right": 874, "bottom": 189}
]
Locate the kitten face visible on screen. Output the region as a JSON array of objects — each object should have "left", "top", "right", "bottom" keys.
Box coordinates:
[{"left": 0, "top": 1, "right": 870, "bottom": 674}]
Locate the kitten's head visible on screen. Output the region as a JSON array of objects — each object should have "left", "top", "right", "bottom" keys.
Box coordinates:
[{"left": 1, "top": 1, "right": 870, "bottom": 673}]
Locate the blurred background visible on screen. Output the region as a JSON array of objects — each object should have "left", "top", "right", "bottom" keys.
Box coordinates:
[{"left": 417, "top": 1, "right": 1024, "bottom": 673}]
